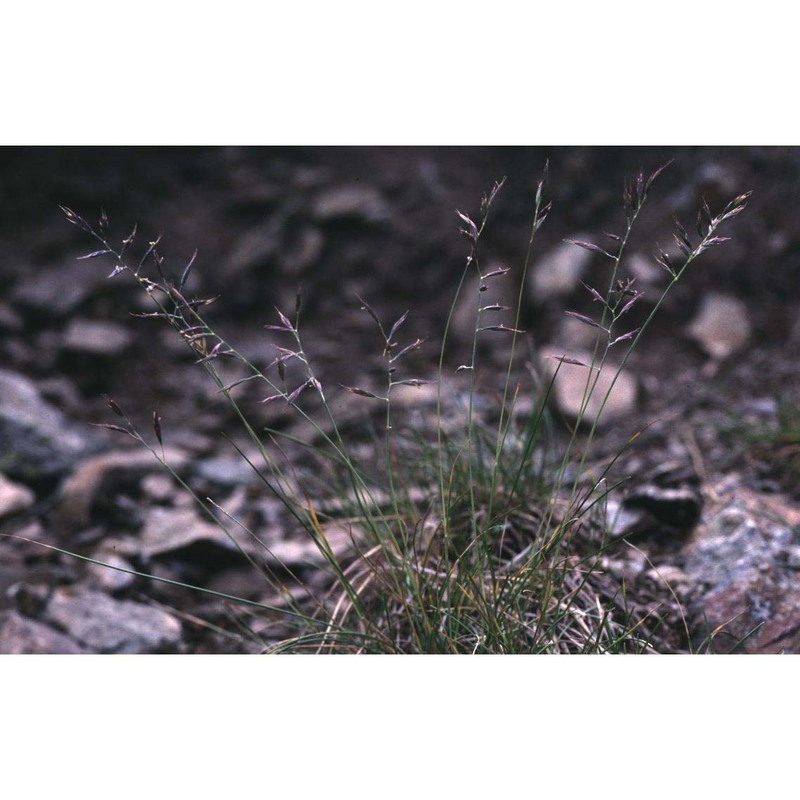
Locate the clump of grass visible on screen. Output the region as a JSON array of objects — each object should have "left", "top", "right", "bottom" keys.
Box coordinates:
[{"left": 52, "top": 163, "right": 750, "bottom": 653}]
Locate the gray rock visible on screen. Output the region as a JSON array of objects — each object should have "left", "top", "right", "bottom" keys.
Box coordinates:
[
  {"left": 195, "top": 455, "right": 258, "bottom": 488},
  {"left": 626, "top": 252, "right": 663, "bottom": 287},
  {"left": 138, "top": 505, "right": 242, "bottom": 558},
  {"left": 140, "top": 473, "right": 177, "bottom": 502},
  {"left": 54, "top": 446, "right": 188, "bottom": 533},
  {"left": 600, "top": 538, "right": 649, "bottom": 579},
  {"left": 696, "top": 161, "right": 739, "bottom": 197},
  {"left": 687, "top": 292, "right": 751, "bottom": 360},
  {"left": 262, "top": 522, "right": 357, "bottom": 568},
  {"left": 11, "top": 256, "right": 110, "bottom": 317},
  {"left": 682, "top": 483, "right": 800, "bottom": 653},
  {"left": 785, "top": 545, "right": 800, "bottom": 570},
  {"left": 283, "top": 226, "right": 324, "bottom": 275},
  {"left": 61, "top": 318, "right": 134, "bottom": 357},
  {"left": 0, "top": 472, "right": 35, "bottom": 518},
  {"left": 550, "top": 315, "right": 603, "bottom": 352},
  {"left": 692, "top": 574, "right": 800, "bottom": 654},
  {"left": 742, "top": 579, "right": 800, "bottom": 653},
  {"left": 0, "top": 610, "right": 90, "bottom": 654},
  {"left": 0, "top": 300, "right": 23, "bottom": 331},
  {"left": 539, "top": 347, "right": 638, "bottom": 426},
  {"left": 529, "top": 238, "right": 593, "bottom": 302},
  {"left": 606, "top": 500, "right": 651, "bottom": 539},
  {"left": 312, "top": 185, "right": 390, "bottom": 224},
  {"left": 225, "top": 215, "right": 285, "bottom": 277},
  {"left": 45, "top": 586, "right": 182, "bottom": 653},
  {"left": 86, "top": 546, "right": 137, "bottom": 592},
  {"left": 683, "top": 506, "right": 771, "bottom": 592},
  {"left": 0, "top": 369, "right": 106, "bottom": 481}
]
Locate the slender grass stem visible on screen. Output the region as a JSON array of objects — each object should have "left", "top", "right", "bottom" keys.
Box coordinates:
[{"left": 54, "top": 176, "right": 749, "bottom": 654}]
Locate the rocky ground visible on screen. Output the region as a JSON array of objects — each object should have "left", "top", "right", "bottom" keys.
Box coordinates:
[{"left": 1, "top": 146, "right": 799, "bottom": 653}]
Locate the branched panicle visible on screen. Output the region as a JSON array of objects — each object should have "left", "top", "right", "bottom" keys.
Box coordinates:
[
  {"left": 534, "top": 200, "right": 552, "bottom": 234},
  {"left": 153, "top": 409, "right": 163, "bottom": 446},
  {"left": 549, "top": 354, "right": 598, "bottom": 370},
  {"left": 264, "top": 312, "right": 293, "bottom": 335},
  {"left": 696, "top": 199, "right": 712, "bottom": 238},
  {"left": 645, "top": 160, "right": 673, "bottom": 195},
  {"left": 103, "top": 395, "right": 124, "bottom": 418},
  {"left": 564, "top": 310, "right": 607, "bottom": 331},
  {"left": 535, "top": 159, "right": 549, "bottom": 208},
  {"left": 356, "top": 294, "right": 383, "bottom": 329},
  {"left": 457, "top": 210, "right": 479, "bottom": 247},
  {"left": 566, "top": 274, "right": 642, "bottom": 347},
  {"left": 340, "top": 384, "right": 388, "bottom": 402},
  {"left": 77, "top": 248, "right": 113, "bottom": 261},
  {"left": 57, "top": 162, "right": 752, "bottom": 654},
  {"left": 179, "top": 249, "right": 198, "bottom": 292},
  {"left": 655, "top": 245, "right": 675, "bottom": 277},
  {"left": 721, "top": 191, "right": 753, "bottom": 220},
  {"left": 61, "top": 208, "right": 225, "bottom": 373},
  {"left": 137, "top": 234, "right": 163, "bottom": 277},
  {"left": 477, "top": 324, "right": 525, "bottom": 334},
  {"left": 622, "top": 177, "right": 636, "bottom": 221},
  {"left": 657, "top": 190, "right": 752, "bottom": 278},
  {"left": 386, "top": 310, "right": 410, "bottom": 355},
  {"left": 120, "top": 223, "right": 137, "bottom": 258},
  {"left": 563, "top": 238, "right": 616, "bottom": 260},
  {"left": 459, "top": 175, "right": 508, "bottom": 258},
  {"left": 673, "top": 215, "right": 693, "bottom": 256},
  {"left": 389, "top": 337, "right": 426, "bottom": 363},
  {"left": 60, "top": 205, "right": 94, "bottom": 235},
  {"left": 623, "top": 160, "right": 672, "bottom": 221},
  {"left": 480, "top": 176, "right": 507, "bottom": 218},
  {"left": 90, "top": 421, "right": 138, "bottom": 439}
]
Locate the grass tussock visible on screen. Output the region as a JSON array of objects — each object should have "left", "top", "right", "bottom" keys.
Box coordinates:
[{"left": 55, "top": 163, "right": 750, "bottom": 653}]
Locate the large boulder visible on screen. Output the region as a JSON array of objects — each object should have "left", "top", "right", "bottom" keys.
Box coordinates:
[{"left": 0, "top": 368, "right": 106, "bottom": 482}]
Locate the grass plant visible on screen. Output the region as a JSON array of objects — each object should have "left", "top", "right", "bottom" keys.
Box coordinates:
[{"left": 50, "top": 162, "right": 749, "bottom": 653}]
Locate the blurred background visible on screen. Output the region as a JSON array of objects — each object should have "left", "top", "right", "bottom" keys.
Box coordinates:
[{"left": 2, "top": 146, "right": 798, "bottom": 401}]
